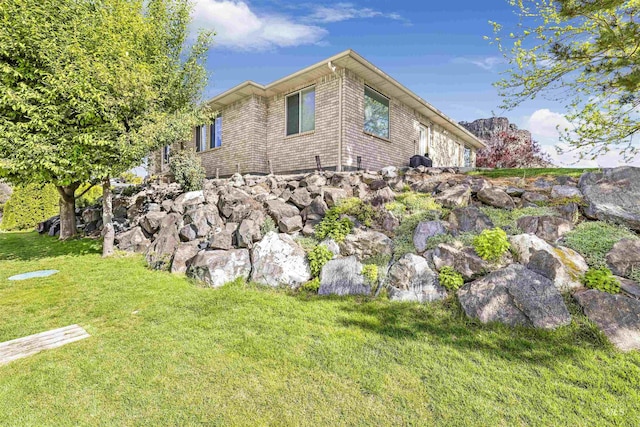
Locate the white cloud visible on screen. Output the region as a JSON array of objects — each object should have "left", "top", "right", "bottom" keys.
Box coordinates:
[
  {"left": 306, "top": 3, "right": 408, "bottom": 24},
  {"left": 453, "top": 56, "right": 502, "bottom": 71},
  {"left": 526, "top": 108, "right": 573, "bottom": 139},
  {"left": 192, "top": 1, "right": 327, "bottom": 50}
]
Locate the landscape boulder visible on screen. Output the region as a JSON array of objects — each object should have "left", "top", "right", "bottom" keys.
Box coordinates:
[
  {"left": 278, "top": 215, "right": 303, "bottom": 234},
  {"left": 477, "top": 187, "right": 515, "bottom": 210},
  {"left": 289, "top": 188, "right": 313, "bottom": 209},
  {"left": 457, "top": 264, "right": 571, "bottom": 329},
  {"left": 448, "top": 206, "right": 494, "bottom": 233},
  {"left": 186, "top": 249, "right": 251, "bottom": 288},
  {"left": 250, "top": 232, "right": 311, "bottom": 288},
  {"left": 323, "top": 187, "right": 348, "bottom": 207},
  {"left": 208, "top": 223, "right": 237, "bottom": 250},
  {"left": 170, "top": 242, "right": 200, "bottom": 274},
  {"left": 387, "top": 254, "right": 447, "bottom": 303},
  {"left": 339, "top": 228, "right": 393, "bottom": 261},
  {"left": 550, "top": 185, "right": 582, "bottom": 199},
  {"left": 606, "top": 239, "right": 640, "bottom": 278},
  {"left": 574, "top": 289, "right": 640, "bottom": 351},
  {"left": 145, "top": 214, "right": 181, "bottom": 270},
  {"left": 115, "top": 226, "right": 150, "bottom": 253},
  {"left": 435, "top": 184, "right": 471, "bottom": 208},
  {"left": 579, "top": 166, "right": 640, "bottom": 230},
  {"left": 516, "top": 215, "right": 573, "bottom": 242},
  {"left": 140, "top": 211, "right": 167, "bottom": 235},
  {"left": 265, "top": 199, "right": 300, "bottom": 223},
  {"left": 432, "top": 243, "right": 488, "bottom": 281},
  {"left": 318, "top": 256, "right": 370, "bottom": 296},
  {"left": 413, "top": 220, "right": 447, "bottom": 253}
]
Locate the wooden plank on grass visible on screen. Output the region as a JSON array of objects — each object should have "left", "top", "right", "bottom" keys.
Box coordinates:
[{"left": 0, "top": 325, "right": 90, "bottom": 366}]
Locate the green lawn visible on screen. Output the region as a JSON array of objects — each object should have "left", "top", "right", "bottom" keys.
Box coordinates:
[
  {"left": 468, "top": 167, "right": 599, "bottom": 179},
  {"left": 1, "top": 232, "right": 639, "bottom": 426}
]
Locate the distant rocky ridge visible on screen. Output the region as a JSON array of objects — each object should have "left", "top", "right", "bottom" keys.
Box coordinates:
[{"left": 459, "top": 117, "right": 532, "bottom": 143}]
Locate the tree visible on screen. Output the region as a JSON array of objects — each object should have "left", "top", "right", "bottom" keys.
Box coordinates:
[
  {"left": 490, "top": 0, "right": 640, "bottom": 161},
  {"left": 476, "top": 131, "right": 552, "bottom": 168},
  {"left": 0, "top": 0, "right": 211, "bottom": 252}
]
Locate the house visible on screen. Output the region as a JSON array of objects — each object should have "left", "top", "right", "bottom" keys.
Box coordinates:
[{"left": 154, "top": 50, "right": 485, "bottom": 177}]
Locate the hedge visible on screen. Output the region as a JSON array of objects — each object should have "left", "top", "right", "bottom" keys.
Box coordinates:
[{"left": 0, "top": 183, "right": 59, "bottom": 231}]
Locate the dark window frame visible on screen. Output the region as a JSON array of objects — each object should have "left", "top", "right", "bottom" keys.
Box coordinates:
[{"left": 285, "top": 86, "right": 316, "bottom": 136}]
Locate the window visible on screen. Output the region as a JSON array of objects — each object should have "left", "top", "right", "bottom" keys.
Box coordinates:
[
  {"left": 286, "top": 87, "right": 315, "bottom": 136},
  {"left": 162, "top": 145, "right": 171, "bottom": 165},
  {"left": 364, "top": 86, "right": 389, "bottom": 139},
  {"left": 464, "top": 147, "right": 472, "bottom": 167},
  {"left": 209, "top": 116, "right": 222, "bottom": 149},
  {"left": 195, "top": 125, "right": 207, "bottom": 152}
]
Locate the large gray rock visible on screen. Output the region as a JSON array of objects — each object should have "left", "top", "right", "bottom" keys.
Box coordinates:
[
  {"left": 510, "top": 234, "right": 588, "bottom": 291},
  {"left": 139, "top": 211, "right": 167, "bottom": 235},
  {"left": 574, "top": 289, "right": 640, "bottom": 351},
  {"left": 173, "top": 190, "right": 205, "bottom": 214},
  {"left": 319, "top": 256, "right": 370, "bottom": 296},
  {"left": 289, "top": 188, "right": 313, "bottom": 209},
  {"left": 606, "top": 239, "right": 640, "bottom": 278},
  {"left": 432, "top": 243, "right": 488, "bottom": 281},
  {"left": 278, "top": 215, "right": 303, "bottom": 234},
  {"left": 187, "top": 249, "right": 251, "bottom": 288},
  {"left": 145, "top": 214, "right": 181, "bottom": 270},
  {"left": 301, "top": 196, "right": 328, "bottom": 222},
  {"left": 265, "top": 199, "right": 300, "bottom": 223},
  {"left": 551, "top": 185, "right": 582, "bottom": 199},
  {"left": 477, "top": 187, "right": 515, "bottom": 210},
  {"left": 387, "top": 254, "right": 447, "bottom": 303},
  {"left": 457, "top": 264, "right": 571, "bottom": 329},
  {"left": 170, "top": 242, "right": 200, "bottom": 274},
  {"left": 115, "top": 226, "right": 150, "bottom": 253},
  {"left": 208, "top": 223, "right": 237, "bottom": 250},
  {"left": 579, "top": 166, "right": 640, "bottom": 230},
  {"left": 339, "top": 228, "right": 393, "bottom": 261},
  {"left": 413, "top": 221, "right": 447, "bottom": 253},
  {"left": 323, "top": 187, "right": 348, "bottom": 207},
  {"left": 521, "top": 191, "right": 549, "bottom": 205},
  {"left": 435, "top": 184, "right": 471, "bottom": 208},
  {"left": 250, "top": 232, "right": 311, "bottom": 288},
  {"left": 237, "top": 216, "right": 263, "bottom": 249},
  {"left": 516, "top": 215, "right": 573, "bottom": 242},
  {"left": 448, "top": 206, "right": 494, "bottom": 233},
  {"left": 218, "top": 188, "right": 262, "bottom": 223}
]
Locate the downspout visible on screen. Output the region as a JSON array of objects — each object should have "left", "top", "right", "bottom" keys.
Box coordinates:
[{"left": 329, "top": 61, "right": 343, "bottom": 172}]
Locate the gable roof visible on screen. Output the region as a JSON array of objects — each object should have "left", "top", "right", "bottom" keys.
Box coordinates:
[{"left": 207, "top": 50, "right": 486, "bottom": 149}]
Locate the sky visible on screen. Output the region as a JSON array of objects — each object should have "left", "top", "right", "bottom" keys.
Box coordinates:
[{"left": 189, "top": 0, "right": 639, "bottom": 168}]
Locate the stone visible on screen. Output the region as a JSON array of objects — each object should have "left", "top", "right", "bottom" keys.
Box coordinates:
[
  {"left": 477, "top": 187, "right": 515, "bottom": 210},
  {"left": 457, "top": 264, "right": 571, "bottom": 329},
  {"left": 380, "top": 166, "right": 398, "bottom": 178},
  {"left": 550, "top": 185, "right": 582, "bottom": 199},
  {"left": 229, "top": 173, "right": 245, "bottom": 187},
  {"left": 218, "top": 188, "right": 262, "bottom": 223},
  {"left": 265, "top": 199, "right": 300, "bottom": 223},
  {"left": 178, "top": 224, "right": 197, "bottom": 242},
  {"left": 299, "top": 173, "right": 326, "bottom": 189},
  {"left": 515, "top": 215, "right": 574, "bottom": 242},
  {"left": 323, "top": 187, "right": 348, "bottom": 207},
  {"left": 115, "top": 226, "right": 150, "bottom": 253},
  {"left": 173, "top": 190, "right": 205, "bottom": 213},
  {"left": 170, "top": 242, "right": 200, "bottom": 274},
  {"left": 250, "top": 232, "right": 311, "bottom": 288},
  {"left": 368, "top": 179, "right": 388, "bottom": 191},
  {"left": 606, "top": 239, "right": 640, "bottom": 278},
  {"left": 318, "top": 256, "right": 370, "bottom": 296},
  {"left": 82, "top": 208, "right": 101, "bottom": 224},
  {"left": 289, "top": 188, "right": 313, "bottom": 209},
  {"left": 434, "top": 184, "right": 471, "bottom": 208},
  {"left": 574, "top": 289, "right": 640, "bottom": 351},
  {"left": 339, "top": 228, "right": 393, "bottom": 261},
  {"left": 447, "top": 206, "right": 494, "bottom": 233},
  {"left": 387, "top": 254, "right": 447, "bottom": 303},
  {"left": 521, "top": 192, "right": 549, "bottom": 205},
  {"left": 467, "top": 178, "right": 491, "bottom": 194},
  {"left": 187, "top": 249, "right": 250, "bottom": 287},
  {"left": 278, "top": 215, "right": 303, "bottom": 234},
  {"left": 301, "top": 196, "right": 328, "bottom": 222},
  {"left": 506, "top": 187, "right": 525, "bottom": 197},
  {"left": 319, "top": 239, "right": 340, "bottom": 257},
  {"left": 510, "top": 234, "right": 588, "bottom": 291},
  {"left": 183, "top": 206, "right": 212, "bottom": 238},
  {"left": 381, "top": 210, "right": 400, "bottom": 232},
  {"left": 145, "top": 219, "right": 180, "bottom": 270},
  {"left": 237, "top": 217, "right": 262, "bottom": 248},
  {"left": 208, "top": 223, "right": 236, "bottom": 250},
  {"left": 367, "top": 187, "right": 395, "bottom": 207},
  {"left": 139, "top": 211, "right": 167, "bottom": 235},
  {"left": 413, "top": 221, "right": 447, "bottom": 253},
  {"left": 432, "top": 244, "right": 488, "bottom": 281}
]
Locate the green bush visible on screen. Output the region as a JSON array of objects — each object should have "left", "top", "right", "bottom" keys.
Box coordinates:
[
  {"left": 315, "top": 208, "right": 353, "bottom": 242},
  {"left": 0, "top": 183, "right": 59, "bottom": 231},
  {"left": 169, "top": 149, "right": 206, "bottom": 191},
  {"left": 473, "top": 227, "right": 510, "bottom": 261},
  {"left": 119, "top": 171, "right": 144, "bottom": 185},
  {"left": 362, "top": 264, "right": 378, "bottom": 285},
  {"left": 438, "top": 266, "right": 464, "bottom": 291},
  {"left": 300, "top": 277, "right": 320, "bottom": 293},
  {"left": 336, "top": 197, "right": 377, "bottom": 227},
  {"left": 307, "top": 245, "right": 334, "bottom": 277},
  {"left": 76, "top": 183, "right": 103, "bottom": 208},
  {"left": 582, "top": 267, "right": 621, "bottom": 294},
  {"left": 563, "top": 221, "right": 638, "bottom": 268}
]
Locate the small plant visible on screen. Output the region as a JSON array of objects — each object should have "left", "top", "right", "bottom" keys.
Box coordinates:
[
  {"left": 260, "top": 216, "right": 276, "bottom": 235},
  {"left": 563, "top": 221, "right": 639, "bottom": 268},
  {"left": 300, "top": 277, "right": 320, "bottom": 293},
  {"left": 169, "top": 149, "right": 206, "bottom": 191},
  {"left": 473, "top": 227, "right": 510, "bottom": 261},
  {"left": 337, "top": 197, "right": 377, "bottom": 227},
  {"left": 582, "top": 267, "right": 621, "bottom": 294},
  {"left": 362, "top": 264, "right": 379, "bottom": 285},
  {"left": 315, "top": 208, "right": 353, "bottom": 242},
  {"left": 307, "top": 245, "right": 334, "bottom": 277},
  {"left": 438, "top": 266, "right": 464, "bottom": 291},
  {"left": 629, "top": 267, "right": 640, "bottom": 284}
]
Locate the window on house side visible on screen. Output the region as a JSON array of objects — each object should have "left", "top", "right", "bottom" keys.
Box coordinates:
[
  {"left": 464, "top": 147, "right": 472, "bottom": 167},
  {"left": 286, "top": 87, "right": 315, "bottom": 136},
  {"left": 195, "top": 126, "right": 201, "bottom": 152},
  {"left": 209, "top": 116, "right": 222, "bottom": 149},
  {"left": 162, "top": 145, "right": 170, "bottom": 165},
  {"left": 364, "top": 86, "right": 389, "bottom": 139}
]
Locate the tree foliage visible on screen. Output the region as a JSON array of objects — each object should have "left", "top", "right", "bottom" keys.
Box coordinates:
[
  {"left": 490, "top": 0, "right": 640, "bottom": 161},
  {"left": 476, "top": 131, "right": 552, "bottom": 168}
]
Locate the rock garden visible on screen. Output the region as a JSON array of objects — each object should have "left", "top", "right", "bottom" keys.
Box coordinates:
[{"left": 39, "top": 165, "right": 640, "bottom": 351}]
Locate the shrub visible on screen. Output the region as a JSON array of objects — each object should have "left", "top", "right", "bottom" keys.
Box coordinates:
[
  {"left": 315, "top": 208, "right": 353, "bottom": 242},
  {"left": 300, "top": 277, "right": 320, "bottom": 293},
  {"left": 76, "top": 183, "right": 103, "bottom": 208},
  {"left": 169, "top": 149, "right": 206, "bottom": 191},
  {"left": 438, "top": 266, "right": 464, "bottom": 291},
  {"left": 473, "top": 227, "right": 510, "bottom": 261},
  {"left": 563, "top": 221, "right": 638, "bottom": 268},
  {"left": 362, "top": 264, "right": 379, "bottom": 285},
  {"left": 307, "top": 245, "right": 334, "bottom": 277},
  {"left": 119, "top": 171, "right": 144, "bottom": 185},
  {"left": 582, "top": 267, "right": 621, "bottom": 294},
  {"left": 260, "top": 216, "right": 276, "bottom": 235},
  {"left": 336, "top": 197, "right": 377, "bottom": 227},
  {"left": 0, "top": 183, "right": 59, "bottom": 231}
]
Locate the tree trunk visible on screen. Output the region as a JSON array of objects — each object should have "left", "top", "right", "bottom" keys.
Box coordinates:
[
  {"left": 56, "top": 183, "right": 79, "bottom": 240},
  {"left": 102, "top": 176, "right": 115, "bottom": 257}
]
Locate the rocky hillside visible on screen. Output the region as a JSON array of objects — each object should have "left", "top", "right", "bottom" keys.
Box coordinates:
[
  {"left": 459, "top": 117, "right": 532, "bottom": 143},
  {"left": 39, "top": 166, "right": 640, "bottom": 351}
]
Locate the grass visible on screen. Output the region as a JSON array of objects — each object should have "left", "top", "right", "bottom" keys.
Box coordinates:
[
  {"left": 468, "top": 167, "right": 598, "bottom": 179},
  {"left": 563, "top": 221, "right": 639, "bottom": 268},
  {"left": 1, "top": 232, "right": 640, "bottom": 426},
  {"left": 480, "top": 206, "right": 558, "bottom": 233}
]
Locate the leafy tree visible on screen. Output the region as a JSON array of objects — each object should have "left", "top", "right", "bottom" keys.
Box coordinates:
[
  {"left": 0, "top": 0, "right": 211, "bottom": 254},
  {"left": 476, "top": 131, "right": 551, "bottom": 168},
  {"left": 490, "top": 0, "right": 640, "bottom": 161}
]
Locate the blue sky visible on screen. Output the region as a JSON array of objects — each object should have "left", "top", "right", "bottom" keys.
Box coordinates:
[{"left": 190, "top": 0, "right": 638, "bottom": 167}]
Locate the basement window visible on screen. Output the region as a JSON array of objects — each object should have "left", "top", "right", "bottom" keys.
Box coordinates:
[
  {"left": 286, "top": 86, "right": 315, "bottom": 136},
  {"left": 364, "top": 86, "right": 389, "bottom": 139}
]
